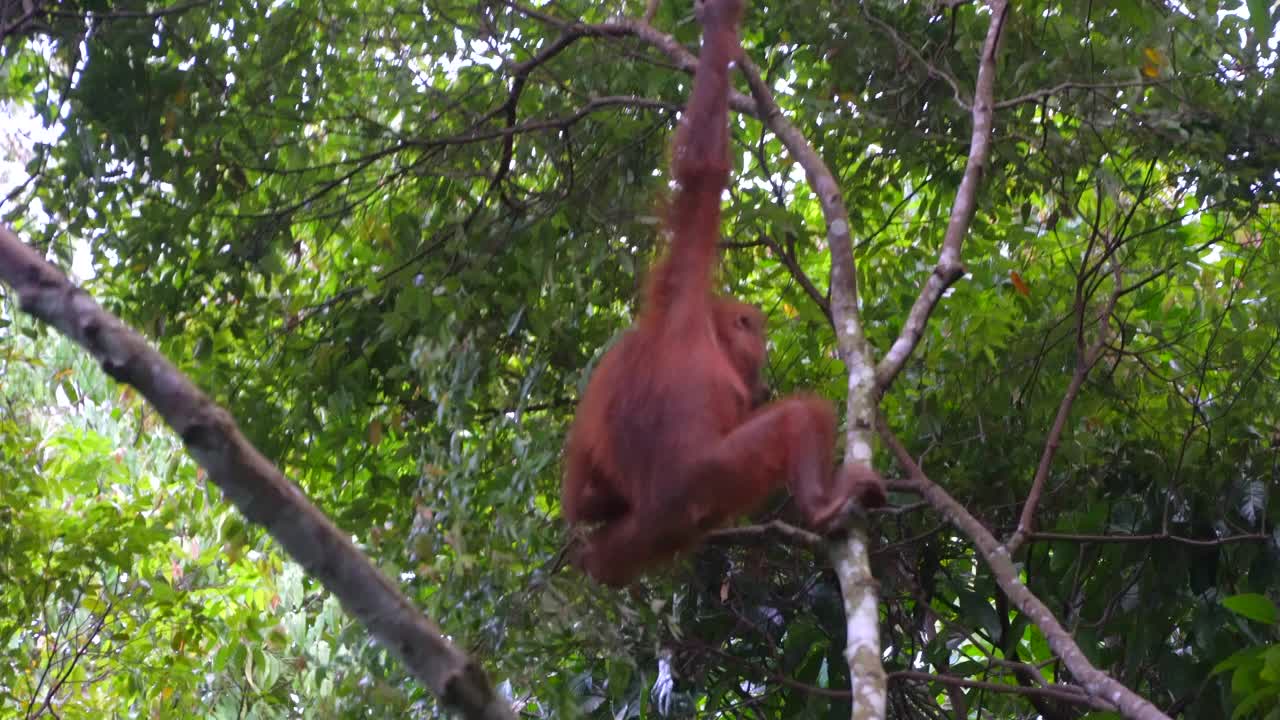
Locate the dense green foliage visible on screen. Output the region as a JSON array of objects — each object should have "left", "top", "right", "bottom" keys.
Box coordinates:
[{"left": 4, "top": 0, "right": 1280, "bottom": 717}]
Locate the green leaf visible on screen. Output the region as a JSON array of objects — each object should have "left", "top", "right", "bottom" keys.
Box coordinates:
[
  {"left": 1233, "top": 684, "right": 1279, "bottom": 719},
  {"left": 1248, "top": 0, "right": 1274, "bottom": 47},
  {"left": 1214, "top": 647, "right": 1265, "bottom": 676},
  {"left": 1224, "top": 594, "right": 1279, "bottom": 625}
]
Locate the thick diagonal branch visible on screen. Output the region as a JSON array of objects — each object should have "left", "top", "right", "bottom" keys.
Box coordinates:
[
  {"left": 880, "top": 425, "right": 1173, "bottom": 720},
  {"left": 0, "top": 225, "right": 515, "bottom": 720}
]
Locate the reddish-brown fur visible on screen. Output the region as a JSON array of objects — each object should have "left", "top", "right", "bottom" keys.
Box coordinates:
[{"left": 562, "top": 0, "right": 886, "bottom": 587}]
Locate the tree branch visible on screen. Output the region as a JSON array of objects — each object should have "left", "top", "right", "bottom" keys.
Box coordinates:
[
  {"left": 863, "top": 9, "right": 970, "bottom": 111},
  {"left": 416, "top": 95, "right": 680, "bottom": 149},
  {"left": 1009, "top": 259, "right": 1121, "bottom": 553},
  {"left": 760, "top": 232, "right": 831, "bottom": 321},
  {"left": 706, "top": 518, "right": 823, "bottom": 547},
  {"left": 501, "top": 1, "right": 758, "bottom": 117},
  {"left": 1029, "top": 531, "right": 1271, "bottom": 546},
  {"left": 890, "top": 670, "right": 1114, "bottom": 710},
  {"left": 0, "top": 225, "right": 516, "bottom": 720},
  {"left": 734, "top": 22, "right": 889, "bottom": 720},
  {"left": 994, "top": 79, "right": 1162, "bottom": 109},
  {"left": 875, "top": 0, "right": 1009, "bottom": 391},
  {"left": 879, "top": 423, "right": 1173, "bottom": 720}
]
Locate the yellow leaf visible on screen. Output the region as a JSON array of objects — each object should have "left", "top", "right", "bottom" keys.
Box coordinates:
[{"left": 1141, "top": 47, "right": 1167, "bottom": 78}]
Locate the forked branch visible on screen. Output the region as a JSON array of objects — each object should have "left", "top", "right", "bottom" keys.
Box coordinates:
[
  {"left": 876, "top": 0, "right": 1010, "bottom": 391},
  {"left": 880, "top": 424, "right": 1173, "bottom": 720},
  {"left": 1008, "top": 259, "right": 1122, "bottom": 553}
]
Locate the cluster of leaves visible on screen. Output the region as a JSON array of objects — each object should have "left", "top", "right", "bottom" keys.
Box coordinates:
[
  {"left": 4, "top": 0, "right": 1280, "bottom": 717},
  {"left": 1216, "top": 593, "right": 1280, "bottom": 718},
  {"left": 0, "top": 312, "right": 379, "bottom": 716}
]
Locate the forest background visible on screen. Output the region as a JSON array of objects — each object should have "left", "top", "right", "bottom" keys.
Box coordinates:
[{"left": 4, "top": 0, "right": 1280, "bottom": 718}]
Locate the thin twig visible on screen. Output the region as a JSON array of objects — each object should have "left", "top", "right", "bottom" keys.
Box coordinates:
[
  {"left": 1029, "top": 531, "right": 1271, "bottom": 546},
  {"left": 994, "top": 79, "right": 1160, "bottom": 109}
]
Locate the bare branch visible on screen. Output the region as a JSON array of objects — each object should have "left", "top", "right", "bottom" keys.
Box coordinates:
[
  {"left": 739, "top": 61, "right": 869, "bottom": 368},
  {"left": 1030, "top": 531, "right": 1271, "bottom": 546},
  {"left": 46, "top": 0, "right": 212, "bottom": 20},
  {"left": 501, "top": 1, "right": 758, "bottom": 116},
  {"left": 643, "top": 0, "right": 661, "bottom": 23},
  {"left": 720, "top": 22, "right": 893, "bottom": 718},
  {"left": 995, "top": 79, "right": 1160, "bottom": 109},
  {"left": 876, "top": 0, "right": 1009, "bottom": 391},
  {"left": 863, "top": 9, "right": 969, "bottom": 111},
  {"left": 706, "top": 519, "right": 823, "bottom": 547},
  {"left": 0, "top": 225, "right": 516, "bottom": 720},
  {"left": 879, "top": 423, "right": 1173, "bottom": 720},
  {"left": 417, "top": 95, "right": 680, "bottom": 149},
  {"left": 0, "top": 0, "right": 44, "bottom": 41},
  {"left": 1009, "top": 258, "right": 1122, "bottom": 553},
  {"left": 891, "top": 670, "right": 1115, "bottom": 711},
  {"left": 760, "top": 233, "right": 831, "bottom": 321}
]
